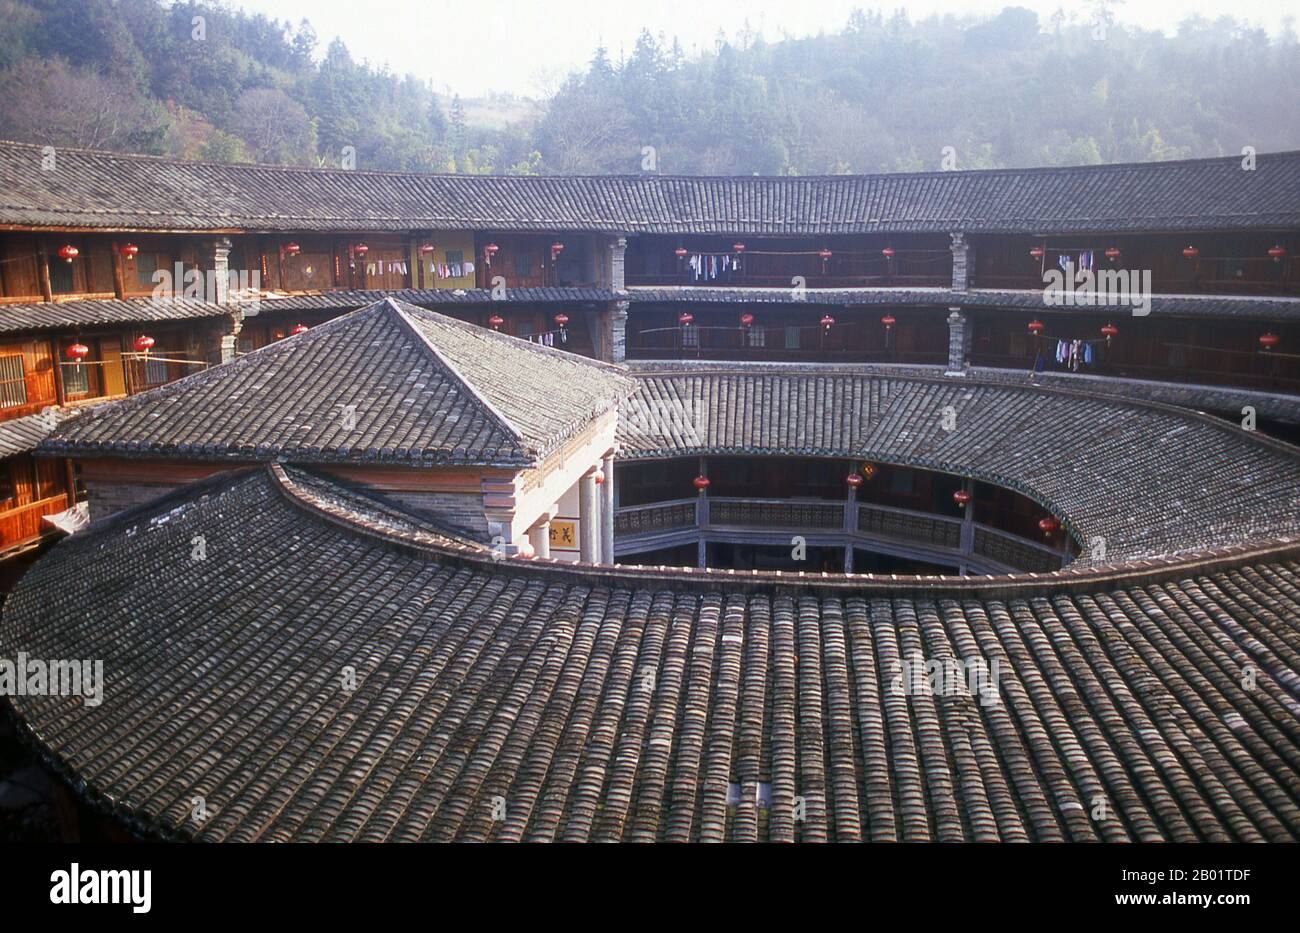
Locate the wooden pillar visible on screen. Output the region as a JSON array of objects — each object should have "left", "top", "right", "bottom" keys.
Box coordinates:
[
  {"left": 958, "top": 477, "right": 975, "bottom": 575},
  {"left": 696, "top": 456, "right": 708, "bottom": 569},
  {"left": 109, "top": 240, "right": 126, "bottom": 299},
  {"left": 844, "top": 459, "right": 858, "bottom": 572},
  {"left": 37, "top": 238, "right": 52, "bottom": 302}
]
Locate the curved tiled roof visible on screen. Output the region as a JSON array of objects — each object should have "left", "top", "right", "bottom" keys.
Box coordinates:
[
  {"left": 1, "top": 140, "right": 1297, "bottom": 234},
  {"left": 3, "top": 464, "right": 1298, "bottom": 842},
  {"left": 41, "top": 297, "right": 633, "bottom": 468},
  {"left": 0, "top": 297, "right": 232, "bottom": 335},
  {"left": 618, "top": 366, "right": 1300, "bottom": 565}
]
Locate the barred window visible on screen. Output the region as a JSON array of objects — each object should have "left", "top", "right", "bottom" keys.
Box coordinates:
[
  {"left": 746, "top": 326, "right": 766, "bottom": 348},
  {"left": 63, "top": 360, "right": 89, "bottom": 395},
  {"left": 0, "top": 354, "right": 27, "bottom": 408},
  {"left": 145, "top": 355, "right": 169, "bottom": 385},
  {"left": 682, "top": 323, "right": 699, "bottom": 347}
]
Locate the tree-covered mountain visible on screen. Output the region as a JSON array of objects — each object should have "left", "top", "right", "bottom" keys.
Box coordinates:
[{"left": 0, "top": 0, "right": 1295, "bottom": 175}]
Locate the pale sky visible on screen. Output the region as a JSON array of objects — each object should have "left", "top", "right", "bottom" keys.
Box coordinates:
[{"left": 229, "top": 0, "right": 1299, "bottom": 98}]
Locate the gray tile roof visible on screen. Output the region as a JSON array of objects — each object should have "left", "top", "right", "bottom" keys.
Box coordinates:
[
  {"left": 3, "top": 464, "right": 1298, "bottom": 842},
  {"left": 0, "top": 297, "right": 232, "bottom": 335},
  {"left": 243, "top": 287, "right": 619, "bottom": 315},
  {"left": 618, "top": 366, "right": 1300, "bottom": 564},
  {"left": 0, "top": 407, "right": 67, "bottom": 458},
  {"left": 42, "top": 297, "right": 633, "bottom": 467},
  {"left": 2, "top": 140, "right": 1297, "bottom": 234}
]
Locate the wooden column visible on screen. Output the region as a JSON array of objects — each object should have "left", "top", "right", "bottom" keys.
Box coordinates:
[
  {"left": 109, "top": 240, "right": 126, "bottom": 299},
  {"left": 37, "top": 238, "right": 52, "bottom": 302}
]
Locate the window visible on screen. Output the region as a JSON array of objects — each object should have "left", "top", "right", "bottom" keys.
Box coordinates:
[
  {"left": 135, "top": 253, "right": 159, "bottom": 288},
  {"left": 145, "top": 355, "right": 169, "bottom": 385},
  {"left": 48, "top": 258, "right": 74, "bottom": 294},
  {"left": 0, "top": 355, "right": 27, "bottom": 408},
  {"left": 784, "top": 326, "right": 801, "bottom": 349},
  {"left": 682, "top": 323, "right": 699, "bottom": 347},
  {"left": 513, "top": 251, "right": 533, "bottom": 278},
  {"left": 746, "top": 326, "right": 766, "bottom": 348},
  {"left": 62, "top": 360, "right": 89, "bottom": 395}
]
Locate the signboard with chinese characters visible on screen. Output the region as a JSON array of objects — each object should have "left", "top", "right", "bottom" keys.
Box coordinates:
[{"left": 549, "top": 520, "right": 577, "bottom": 550}]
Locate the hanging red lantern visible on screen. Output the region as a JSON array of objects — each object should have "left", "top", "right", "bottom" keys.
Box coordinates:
[
  {"left": 1027, "top": 319, "right": 1045, "bottom": 335},
  {"left": 1100, "top": 323, "right": 1118, "bottom": 344},
  {"left": 283, "top": 242, "right": 301, "bottom": 257},
  {"left": 881, "top": 247, "right": 896, "bottom": 260},
  {"left": 1259, "top": 332, "right": 1280, "bottom": 351},
  {"left": 420, "top": 242, "right": 436, "bottom": 255},
  {"left": 674, "top": 246, "right": 688, "bottom": 259},
  {"left": 553, "top": 313, "right": 569, "bottom": 328},
  {"left": 881, "top": 314, "right": 896, "bottom": 330},
  {"left": 1029, "top": 246, "right": 1045, "bottom": 260},
  {"left": 739, "top": 312, "right": 754, "bottom": 327},
  {"left": 1104, "top": 247, "right": 1121, "bottom": 261},
  {"left": 1268, "top": 245, "right": 1286, "bottom": 262},
  {"left": 846, "top": 473, "right": 863, "bottom": 488},
  {"left": 693, "top": 475, "right": 710, "bottom": 491},
  {"left": 65, "top": 342, "right": 89, "bottom": 361},
  {"left": 952, "top": 489, "right": 971, "bottom": 507},
  {"left": 678, "top": 312, "right": 694, "bottom": 326},
  {"left": 820, "top": 314, "right": 835, "bottom": 331},
  {"left": 593, "top": 468, "right": 605, "bottom": 486},
  {"left": 550, "top": 241, "right": 565, "bottom": 261},
  {"left": 352, "top": 243, "right": 369, "bottom": 257},
  {"left": 133, "top": 334, "right": 155, "bottom": 353},
  {"left": 483, "top": 243, "right": 499, "bottom": 265},
  {"left": 488, "top": 314, "right": 505, "bottom": 330},
  {"left": 732, "top": 242, "right": 746, "bottom": 254},
  {"left": 1182, "top": 245, "right": 1199, "bottom": 259},
  {"left": 57, "top": 245, "right": 78, "bottom": 263},
  {"left": 291, "top": 323, "right": 309, "bottom": 335},
  {"left": 1038, "top": 516, "right": 1059, "bottom": 537},
  {"left": 118, "top": 243, "right": 139, "bottom": 259},
  {"left": 819, "top": 248, "right": 833, "bottom": 261}
]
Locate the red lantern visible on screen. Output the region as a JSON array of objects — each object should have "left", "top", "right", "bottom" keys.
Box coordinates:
[
  {"left": 732, "top": 242, "right": 746, "bottom": 254},
  {"left": 118, "top": 243, "right": 139, "bottom": 259},
  {"left": 488, "top": 314, "right": 505, "bottom": 330},
  {"left": 592, "top": 468, "right": 605, "bottom": 485},
  {"left": 1104, "top": 247, "right": 1121, "bottom": 261},
  {"left": 57, "top": 245, "right": 78, "bottom": 263},
  {"left": 952, "top": 489, "right": 971, "bottom": 507},
  {"left": 678, "top": 312, "right": 694, "bottom": 326},
  {"left": 881, "top": 247, "right": 896, "bottom": 260},
  {"left": 820, "top": 314, "right": 835, "bottom": 331},
  {"left": 1038, "top": 516, "right": 1059, "bottom": 537},
  {"left": 1182, "top": 246, "right": 1199, "bottom": 259},
  {"left": 553, "top": 313, "right": 569, "bottom": 328},
  {"left": 1029, "top": 246, "right": 1045, "bottom": 260},
  {"left": 693, "top": 475, "right": 710, "bottom": 491},
  {"left": 283, "top": 242, "right": 301, "bottom": 257},
  {"left": 881, "top": 314, "right": 896, "bottom": 330},
  {"left": 739, "top": 312, "right": 754, "bottom": 327},
  {"left": 483, "top": 243, "right": 499, "bottom": 264},
  {"left": 1259, "top": 332, "right": 1280, "bottom": 351},
  {"left": 291, "top": 323, "right": 309, "bottom": 335},
  {"left": 1268, "top": 245, "right": 1286, "bottom": 262},
  {"left": 674, "top": 246, "right": 688, "bottom": 259},
  {"left": 1027, "top": 319, "right": 1045, "bottom": 335},
  {"left": 133, "top": 334, "right": 155, "bottom": 353},
  {"left": 550, "top": 241, "right": 565, "bottom": 261},
  {"left": 819, "top": 248, "right": 833, "bottom": 261},
  {"left": 420, "top": 242, "right": 436, "bottom": 255},
  {"left": 65, "top": 342, "right": 89, "bottom": 361},
  {"left": 846, "top": 473, "right": 863, "bottom": 488}
]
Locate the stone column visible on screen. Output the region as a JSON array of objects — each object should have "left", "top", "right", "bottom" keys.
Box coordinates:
[
  {"left": 958, "top": 478, "right": 975, "bottom": 573},
  {"left": 610, "top": 236, "right": 627, "bottom": 291},
  {"left": 528, "top": 520, "right": 551, "bottom": 559},
  {"left": 946, "top": 307, "right": 969, "bottom": 376},
  {"left": 949, "top": 232, "right": 974, "bottom": 292},
  {"left": 202, "top": 237, "right": 233, "bottom": 304},
  {"left": 611, "top": 300, "right": 629, "bottom": 364},
  {"left": 844, "top": 460, "right": 858, "bottom": 572},
  {"left": 578, "top": 470, "right": 599, "bottom": 563},
  {"left": 600, "top": 453, "right": 615, "bottom": 564}
]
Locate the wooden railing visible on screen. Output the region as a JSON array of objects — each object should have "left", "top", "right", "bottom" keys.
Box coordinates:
[
  {"left": 0, "top": 493, "right": 68, "bottom": 551},
  {"left": 614, "top": 499, "right": 697, "bottom": 535},
  {"left": 858, "top": 503, "right": 963, "bottom": 549}
]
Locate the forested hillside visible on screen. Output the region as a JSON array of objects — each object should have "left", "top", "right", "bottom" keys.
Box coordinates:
[{"left": 0, "top": 0, "right": 1295, "bottom": 174}]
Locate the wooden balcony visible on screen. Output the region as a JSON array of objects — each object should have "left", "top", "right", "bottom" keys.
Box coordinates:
[{"left": 0, "top": 492, "right": 68, "bottom": 553}]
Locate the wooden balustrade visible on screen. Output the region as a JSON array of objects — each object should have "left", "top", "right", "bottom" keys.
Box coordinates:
[{"left": 0, "top": 492, "right": 68, "bottom": 551}]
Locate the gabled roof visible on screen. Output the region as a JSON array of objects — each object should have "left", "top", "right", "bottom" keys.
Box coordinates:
[
  {"left": 0, "top": 297, "right": 232, "bottom": 335},
  {"left": 0, "top": 407, "right": 69, "bottom": 458},
  {"left": 4, "top": 464, "right": 1298, "bottom": 842},
  {"left": 1, "top": 139, "right": 1297, "bottom": 234},
  {"left": 42, "top": 297, "right": 632, "bottom": 467}
]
